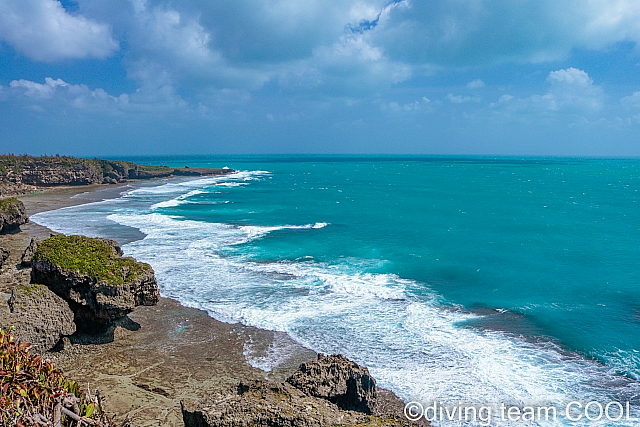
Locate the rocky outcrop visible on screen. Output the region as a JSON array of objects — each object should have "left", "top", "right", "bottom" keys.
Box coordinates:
[
  {"left": 0, "top": 197, "right": 28, "bottom": 233},
  {"left": 0, "top": 284, "right": 76, "bottom": 353},
  {"left": 20, "top": 237, "right": 41, "bottom": 267},
  {"left": 0, "top": 155, "right": 236, "bottom": 194},
  {"left": 30, "top": 235, "right": 159, "bottom": 332},
  {"left": 182, "top": 379, "right": 408, "bottom": 427},
  {"left": 181, "top": 355, "right": 416, "bottom": 427},
  {"left": 0, "top": 246, "right": 8, "bottom": 268},
  {"left": 287, "top": 353, "right": 377, "bottom": 414},
  {"left": 20, "top": 161, "right": 102, "bottom": 186}
]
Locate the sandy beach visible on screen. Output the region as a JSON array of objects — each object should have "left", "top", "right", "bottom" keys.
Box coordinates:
[{"left": 1, "top": 183, "right": 318, "bottom": 426}]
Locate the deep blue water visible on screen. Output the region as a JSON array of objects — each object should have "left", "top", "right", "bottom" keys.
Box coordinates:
[{"left": 32, "top": 156, "right": 640, "bottom": 426}]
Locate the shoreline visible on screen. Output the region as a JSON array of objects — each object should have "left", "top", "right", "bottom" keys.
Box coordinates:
[{"left": 3, "top": 182, "right": 320, "bottom": 426}]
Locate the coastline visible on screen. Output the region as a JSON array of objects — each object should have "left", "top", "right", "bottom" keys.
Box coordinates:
[{"left": 2, "top": 183, "right": 319, "bottom": 426}]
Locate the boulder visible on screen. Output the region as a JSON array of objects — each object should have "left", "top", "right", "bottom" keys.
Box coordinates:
[
  {"left": 182, "top": 379, "right": 414, "bottom": 427},
  {"left": 287, "top": 354, "right": 377, "bottom": 414},
  {"left": 182, "top": 379, "right": 366, "bottom": 427},
  {"left": 30, "top": 235, "right": 159, "bottom": 332},
  {"left": 0, "top": 284, "right": 76, "bottom": 353},
  {"left": 20, "top": 237, "right": 41, "bottom": 267},
  {"left": 0, "top": 246, "right": 8, "bottom": 268},
  {"left": 0, "top": 197, "right": 28, "bottom": 233}
]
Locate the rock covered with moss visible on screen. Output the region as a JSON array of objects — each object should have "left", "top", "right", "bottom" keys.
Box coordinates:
[
  {"left": 0, "top": 197, "right": 28, "bottom": 233},
  {"left": 0, "top": 283, "right": 76, "bottom": 353},
  {"left": 31, "top": 235, "right": 159, "bottom": 331}
]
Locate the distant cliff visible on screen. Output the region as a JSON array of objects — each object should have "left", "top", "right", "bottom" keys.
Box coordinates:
[{"left": 0, "top": 154, "right": 234, "bottom": 196}]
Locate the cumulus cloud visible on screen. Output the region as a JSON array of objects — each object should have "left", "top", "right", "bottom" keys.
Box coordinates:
[
  {"left": 467, "top": 79, "right": 486, "bottom": 89},
  {"left": 491, "top": 68, "right": 604, "bottom": 116},
  {"left": 0, "top": 0, "right": 118, "bottom": 61},
  {"left": 368, "top": 0, "right": 640, "bottom": 66},
  {"left": 7, "top": 76, "right": 189, "bottom": 114}
]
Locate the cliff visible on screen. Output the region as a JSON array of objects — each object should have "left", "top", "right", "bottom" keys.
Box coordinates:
[
  {"left": 0, "top": 154, "right": 235, "bottom": 196},
  {"left": 0, "top": 197, "right": 29, "bottom": 233}
]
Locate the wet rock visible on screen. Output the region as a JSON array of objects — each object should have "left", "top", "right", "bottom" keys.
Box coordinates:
[
  {"left": 0, "top": 283, "right": 75, "bottom": 353},
  {"left": 31, "top": 235, "right": 159, "bottom": 332},
  {"left": 287, "top": 353, "right": 377, "bottom": 414},
  {"left": 0, "top": 197, "right": 28, "bottom": 233},
  {"left": 20, "top": 237, "right": 41, "bottom": 267}
]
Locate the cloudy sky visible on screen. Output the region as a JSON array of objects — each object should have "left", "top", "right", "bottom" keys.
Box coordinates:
[{"left": 1, "top": 0, "right": 640, "bottom": 156}]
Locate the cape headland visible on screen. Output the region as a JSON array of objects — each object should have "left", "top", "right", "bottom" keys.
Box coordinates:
[
  {"left": 0, "top": 154, "right": 234, "bottom": 197},
  {"left": 0, "top": 161, "right": 424, "bottom": 427}
]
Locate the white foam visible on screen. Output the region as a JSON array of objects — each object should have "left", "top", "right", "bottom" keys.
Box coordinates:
[{"left": 33, "top": 174, "right": 640, "bottom": 427}]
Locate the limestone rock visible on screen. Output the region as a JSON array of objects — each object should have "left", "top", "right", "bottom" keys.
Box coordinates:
[
  {"left": 31, "top": 235, "right": 159, "bottom": 332},
  {"left": 20, "top": 237, "right": 41, "bottom": 267},
  {"left": 182, "top": 379, "right": 367, "bottom": 427},
  {"left": 0, "top": 284, "right": 75, "bottom": 353},
  {"left": 0, "top": 246, "right": 8, "bottom": 268},
  {"left": 287, "top": 354, "right": 377, "bottom": 414},
  {"left": 0, "top": 197, "right": 28, "bottom": 233}
]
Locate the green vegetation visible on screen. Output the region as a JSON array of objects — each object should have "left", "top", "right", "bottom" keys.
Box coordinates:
[
  {"left": 33, "top": 235, "right": 147, "bottom": 285},
  {"left": 0, "top": 329, "right": 113, "bottom": 426},
  {"left": 0, "top": 197, "right": 21, "bottom": 214},
  {"left": 14, "top": 284, "right": 47, "bottom": 298}
]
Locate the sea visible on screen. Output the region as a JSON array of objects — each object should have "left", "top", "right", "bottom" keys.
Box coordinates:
[{"left": 31, "top": 156, "right": 640, "bottom": 426}]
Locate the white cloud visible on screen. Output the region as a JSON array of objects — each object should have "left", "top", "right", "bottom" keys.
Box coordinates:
[
  {"left": 491, "top": 68, "right": 604, "bottom": 116},
  {"left": 547, "top": 68, "right": 593, "bottom": 87},
  {"left": 467, "top": 79, "right": 486, "bottom": 89},
  {"left": 368, "top": 0, "right": 640, "bottom": 66},
  {"left": 7, "top": 76, "right": 190, "bottom": 115},
  {"left": 447, "top": 93, "right": 481, "bottom": 103},
  {"left": 0, "top": 0, "right": 118, "bottom": 61},
  {"left": 10, "top": 77, "right": 67, "bottom": 99},
  {"left": 621, "top": 91, "right": 640, "bottom": 106}
]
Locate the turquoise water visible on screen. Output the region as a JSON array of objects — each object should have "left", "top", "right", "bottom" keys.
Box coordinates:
[{"left": 32, "top": 157, "right": 640, "bottom": 426}]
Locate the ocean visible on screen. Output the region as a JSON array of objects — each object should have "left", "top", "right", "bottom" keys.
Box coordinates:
[{"left": 31, "top": 156, "right": 640, "bottom": 426}]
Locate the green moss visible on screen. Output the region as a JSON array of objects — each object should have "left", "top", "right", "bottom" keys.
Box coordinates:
[
  {"left": 33, "top": 235, "right": 147, "bottom": 285},
  {"left": 15, "top": 283, "right": 47, "bottom": 297},
  {"left": 0, "top": 197, "right": 21, "bottom": 214}
]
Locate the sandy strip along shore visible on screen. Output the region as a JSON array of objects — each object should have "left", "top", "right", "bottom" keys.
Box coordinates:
[{"left": 1, "top": 183, "right": 317, "bottom": 427}]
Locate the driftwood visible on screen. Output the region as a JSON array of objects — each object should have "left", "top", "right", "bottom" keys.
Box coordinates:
[{"left": 46, "top": 390, "right": 116, "bottom": 427}]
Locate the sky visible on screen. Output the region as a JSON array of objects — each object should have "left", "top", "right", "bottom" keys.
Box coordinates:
[{"left": 1, "top": 0, "right": 640, "bottom": 156}]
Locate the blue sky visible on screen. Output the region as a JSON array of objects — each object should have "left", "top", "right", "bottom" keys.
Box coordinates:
[{"left": 1, "top": 0, "right": 640, "bottom": 156}]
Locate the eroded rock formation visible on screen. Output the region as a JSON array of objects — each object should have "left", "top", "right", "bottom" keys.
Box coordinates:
[
  {"left": 182, "top": 354, "right": 417, "bottom": 427},
  {"left": 20, "top": 236, "right": 41, "bottom": 267},
  {"left": 0, "top": 197, "right": 28, "bottom": 233},
  {"left": 0, "top": 284, "right": 76, "bottom": 353},
  {"left": 287, "top": 353, "right": 377, "bottom": 414},
  {"left": 30, "top": 235, "right": 159, "bottom": 332}
]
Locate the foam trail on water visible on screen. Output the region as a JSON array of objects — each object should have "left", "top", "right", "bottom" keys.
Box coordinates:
[
  {"left": 106, "top": 211, "right": 640, "bottom": 427},
  {"left": 30, "top": 171, "right": 640, "bottom": 427}
]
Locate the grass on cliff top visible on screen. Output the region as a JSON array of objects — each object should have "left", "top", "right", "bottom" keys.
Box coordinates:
[
  {"left": 33, "top": 235, "right": 147, "bottom": 285},
  {"left": 0, "top": 197, "right": 22, "bottom": 214}
]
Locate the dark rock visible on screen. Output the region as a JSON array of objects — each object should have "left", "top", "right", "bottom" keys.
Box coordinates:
[
  {"left": 0, "top": 197, "right": 28, "bottom": 233},
  {"left": 0, "top": 284, "right": 75, "bottom": 353},
  {"left": 287, "top": 353, "right": 377, "bottom": 414},
  {"left": 97, "top": 237, "right": 124, "bottom": 256},
  {"left": 182, "top": 379, "right": 366, "bottom": 427},
  {"left": 20, "top": 237, "right": 41, "bottom": 267},
  {"left": 0, "top": 246, "right": 8, "bottom": 268},
  {"left": 31, "top": 235, "right": 159, "bottom": 332},
  {"left": 182, "top": 379, "right": 414, "bottom": 427}
]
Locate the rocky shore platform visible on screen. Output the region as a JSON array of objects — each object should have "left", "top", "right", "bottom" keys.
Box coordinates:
[{"left": 0, "top": 183, "right": 422, "bottom": 427}]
